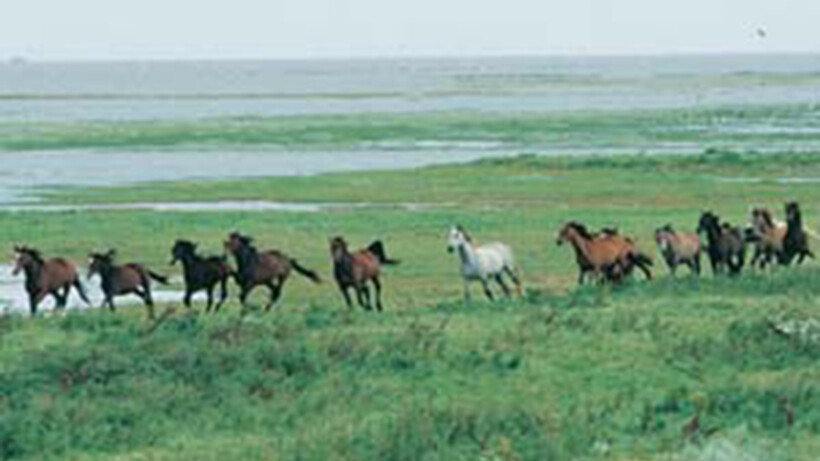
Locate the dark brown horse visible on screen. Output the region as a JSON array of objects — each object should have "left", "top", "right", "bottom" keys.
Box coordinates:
[
  {"left": 224, "top": 232, "right": 321, "bottom": 310},
  {"left": 330, "top": 237, "right": 399, "bottom": 311},
  {"left": 697, "top": 211, "right": 745, "bottom": 276},
  {"left": 783, "top": 201, "right": 814, "bottom": 265},
  {"left": 88, "top": 250, "right": 169, "bottom": 319},
  {"left": 12, "top": 246, "right": 89, "bottom": 316},
  {"left": 171, "top": 239, "right": 233, "bottom": 312}
]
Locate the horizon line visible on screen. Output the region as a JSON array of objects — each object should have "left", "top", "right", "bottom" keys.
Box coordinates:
[{"left": 4, "top": 50, "right": 820, "bottom": 64}]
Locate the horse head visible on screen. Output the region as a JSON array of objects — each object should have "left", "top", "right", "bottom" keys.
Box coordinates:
[
  {"left": 87, "top": 251, "right": 115, "bottom": 279},
  {"left": 329, "top": 236, "right": 349, "bottom": 261},
  {"left": 557, "top": 221, "right": 591, "bottom": 246},
  {"left": 12, "top": 246, "right": 41, "bottom": 276},
  {"left": 171, "top": 239, "right": 197, "bottom": 265},
  {"left": 447, "top": 225, "right": 471, "bottom": 253}
]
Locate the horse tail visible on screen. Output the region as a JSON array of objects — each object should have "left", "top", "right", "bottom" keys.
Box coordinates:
[
  {"left": 147, "top": 270, "right": 169, "bottom": 285},
  {"left": 368, "top": 240, "right": 400, "bottom": 265},
  {"left": 72, "top": 277, "right": 91, "bottom": 305},
  {"left": 291, "top": 259, "right": 321, "bottom": 284},
  {"left": 628, "top": 252, "right": 654, "bottom": 280}
]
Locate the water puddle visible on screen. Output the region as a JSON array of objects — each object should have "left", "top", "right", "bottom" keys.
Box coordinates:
[
  {"left": 0, "top": 200, "right": 446, "bottom": 214},
  {"left": 708, "top": 176, "right": 820, "bottom": 184}
]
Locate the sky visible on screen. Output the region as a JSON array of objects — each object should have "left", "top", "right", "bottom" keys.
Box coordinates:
[{"left": 2, "top": 0, "right": 819, "bottom": 60}]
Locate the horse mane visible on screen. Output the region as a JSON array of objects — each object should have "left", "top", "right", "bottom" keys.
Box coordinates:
[
  {"left": 455, "top": 225, "right": 473, "bottom": 243},
  {"left": 16, "top": 246, "right": 44, "bottom": 263},
  {"left": 756, "top": 208, "right": 775, "bottom": 228},
  {"left": 566, "top": 221, "right": 593, "bottom": 239}
]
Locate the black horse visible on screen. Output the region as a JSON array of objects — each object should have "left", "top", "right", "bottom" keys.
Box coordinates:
[
  {"left": 171, "top": 240, "right": 233, "bottom": 312},
  {"left": 782, "top": 202, "right": 814, "bottom": 265},
  {"left": 697, "top": 211, "right": 746, "bottom": 276}
]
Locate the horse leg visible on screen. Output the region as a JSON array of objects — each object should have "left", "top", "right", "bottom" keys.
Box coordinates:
[
  {"left": 503, "top": 266, "right": 524, "bottom": 297},
  {"left": 693, "top": 254, "right": 701, "bottom": 276},
  {"left": 263, "top": 281, "right": 277, "bottom": 312},
  {"left": 205, "top": 287, "right": 214, "bottom": 313},
  {"left": 183, "top": 289, "right": 193, "bottom": 309},
  {"left": 266, "top": 281, "right": 283, "bottom": 312},
  {"left": 494, "top": 274, "right": 511, "bottom": 298},
  {"left": 463, "top": 281, "right": 472, "bottom": 303},
  {"left": 355, "top": 285, "right": 370, "bottom": 311},
  {"left": 215, "top": 278, "right": 228, "bottom": 312},
  {"left": 338, "top": 284, "right": 353, "bottom": 310},
  {"left": 360, "top": 285, "right": 373, "bottom": 311},
  {"left": 137, "top": 284, "right": 156, "bottom": 320},
  {"left": 480, "top": 279, "right": 495, "bottom": 302},
  {"left": 372, "top": 277, "right": 384, "bottom": 312},
  {"left": 72, "top": 278, "right": 91, "bottom": 305}
]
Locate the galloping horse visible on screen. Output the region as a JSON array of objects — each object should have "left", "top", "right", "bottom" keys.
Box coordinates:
[
  {"left": 12, "top": 246, "right": 89, "bottom": 316},
  {"left": 556, "top": 222, "right": 652, "bottom": 285},
  {"left": 655, "top": 224, "right": 701, "bottom": 276},
  {"left": 446, "top": 225, "right": 523, "bottom": 301},
  {"left": 697, "top": 212, "right": 745, "bottom": 276},
  {"left": 330, "top": 236, "right": 399, "bottom": 311},
  {"left": 171, "top": 239, "right": 233, "bottom": 312},
  {"left": 747, "top": 208, "right": 786, "bottom": 269},
  {"left": 88, "top": 250, "right": 169, "bottom": 319},
  {"left": 783, "top": 201, "right": 814, "bottom": 265},
  {"left": 224, "top": 232, "right": 321, "bottom": 310}
]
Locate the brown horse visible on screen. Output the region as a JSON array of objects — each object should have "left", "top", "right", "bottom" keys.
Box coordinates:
[
  {"left": 556, "top": 222, "right": 652, "bottom": 285},
  {"left": 88, "top": 250, "right": 169, "bottom": 319},
  {"left": 224, "top": 232, "right": 321, "bottom": 310},
  {"left": 655, "top": 224, "right": 701, "bottom": 276},
  {"left": 748, "top": 208, "right": 786, "bottom": 269},
  {"left": 330, "top": 236, "right": 399, "bottom": 311},
  {"left": 12, "top": 246, "right": 90, "bottom": 316}
]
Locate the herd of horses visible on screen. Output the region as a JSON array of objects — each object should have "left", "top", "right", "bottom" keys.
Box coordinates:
[{"left": 10, "top": 201, "right": 814, "bottom": 318}]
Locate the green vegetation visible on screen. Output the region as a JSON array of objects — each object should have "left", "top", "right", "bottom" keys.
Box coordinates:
[
  {"left": 4, "top": 152, "right": 820, "bottom": 460},
  {"left": 1, "top": 103, "right": 818, "bottom": 152}
]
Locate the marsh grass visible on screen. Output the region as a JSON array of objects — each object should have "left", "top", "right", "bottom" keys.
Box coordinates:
[{"left": 5, "top": 152, "right": 820, "bottom": 459}]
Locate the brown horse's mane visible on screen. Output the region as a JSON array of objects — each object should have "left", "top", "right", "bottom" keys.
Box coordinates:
[
  {"left": 15, "top": 246, "right": 44, "bottom": 264},
  {"left": 565, "top": 221, "right": 594, "bottom": 240}
]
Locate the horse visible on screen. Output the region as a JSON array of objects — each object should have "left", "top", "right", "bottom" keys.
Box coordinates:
[
  {"left": 782, "top": 201, "right": 814, "bottom": 265},
  {"left": 696, "top": 211, "right": 745, "bottom": 276},
  {"left": 330, "top": 236, "right": 399, "bottom": 311},
  {"left": 747, "top": 207, "right": 787, "bottom": 269},
  {"left": 87, "top": 250, "right": 169, "bottom": 319},
  {"left": 556, "top": 221, "right": 653, "bottom": 285},
  {"left": 170, "top": 239, "right": 233, "bottom": 312},
  {"left": 224, "top": 232, "right": 321, "bottom": 310},
  {"left": 446, "top": 225, "right": 523, "bottom": 302},
  {"left": 655, "top": 224, "right": 701, "bottom": 276},
  {"left": 12, "top": 246, "right": 90, "bottom": 316}
]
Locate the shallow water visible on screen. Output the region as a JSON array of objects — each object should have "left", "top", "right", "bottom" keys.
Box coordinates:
[
  {"left": 0, "top": 148, "right": 519, "bottom": 204},
  {"left": 2, "top": 55, "right": 820, "bottom": 122},
  {"left": 1, "top": 200, "right": 445, "bottom": 213}
]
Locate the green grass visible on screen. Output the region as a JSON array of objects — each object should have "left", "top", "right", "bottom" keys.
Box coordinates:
[
  {"left": 1, "top": 103, "right": 819, "bottom": 152},
  {"left": 4, "top": 152, "right": 820, "bottom": 460}
]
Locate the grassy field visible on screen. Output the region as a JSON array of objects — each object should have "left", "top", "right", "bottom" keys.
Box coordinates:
[
  {"left": 3, "top": 152, "right": 820, "bottom": 460},
  {"left": 1, "top": 104, "right": 819, "bottom": 153}
]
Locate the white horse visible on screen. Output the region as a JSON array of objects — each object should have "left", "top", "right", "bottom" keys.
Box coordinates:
[{"left": 446, "top": 225, "right": 523, "bottom": 302}]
